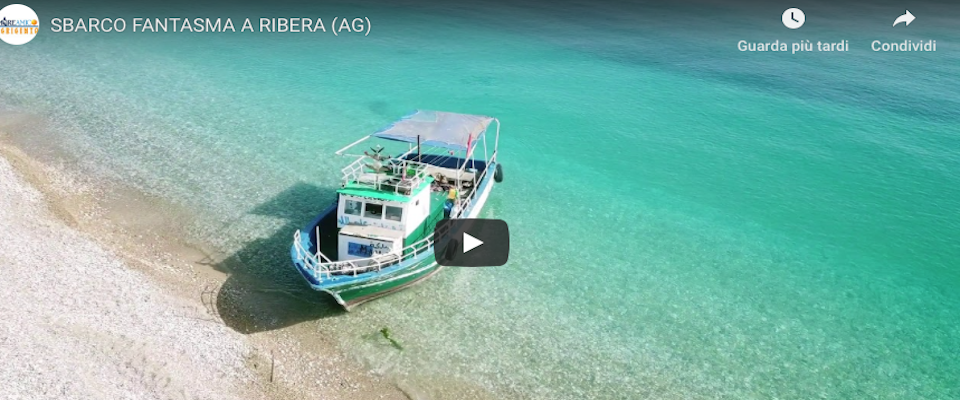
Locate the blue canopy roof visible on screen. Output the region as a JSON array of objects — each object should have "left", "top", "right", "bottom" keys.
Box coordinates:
[{"left": 372, "top": 110, "right": 494, "bottom": 151}]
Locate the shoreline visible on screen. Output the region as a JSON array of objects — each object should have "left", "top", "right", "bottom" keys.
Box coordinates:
[{"left": 0, "top": 121, "right": 411, "bottom": 399}]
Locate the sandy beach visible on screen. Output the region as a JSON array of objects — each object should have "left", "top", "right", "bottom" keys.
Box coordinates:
[
  {"left": 0, "top": 128, "right": 409, "bottom": 399},
  {"left": 0, "top": 154, "right": 255, "bottom": 399}
]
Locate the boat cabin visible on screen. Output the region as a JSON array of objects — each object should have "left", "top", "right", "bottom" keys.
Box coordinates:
[{"left": 334, "top": 175, "right": 434, "bottom": 265}]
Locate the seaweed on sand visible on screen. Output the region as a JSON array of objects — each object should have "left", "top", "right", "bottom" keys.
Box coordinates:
[{"left": 380, "top": 327, "right": 403, "bottom": 351}]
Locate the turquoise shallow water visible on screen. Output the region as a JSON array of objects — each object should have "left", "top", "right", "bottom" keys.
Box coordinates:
[{"left": 3, "top": 0, "right": 960, "bottom": 398}]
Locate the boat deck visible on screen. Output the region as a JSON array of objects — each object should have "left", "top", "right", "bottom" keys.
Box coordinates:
[{"left": 315, "top": 207, "right": 340, "bottom": 261}]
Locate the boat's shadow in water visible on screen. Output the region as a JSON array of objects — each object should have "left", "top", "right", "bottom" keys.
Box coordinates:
[{"left": 211, "top": 182, "right": 344, "bottom": 334}]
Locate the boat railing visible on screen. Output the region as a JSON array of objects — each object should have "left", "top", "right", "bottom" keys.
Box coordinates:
[
  {"left": 453, "top": 152, "right": 495, "bottom": 217},
  {"left": 340, "top": 155, "right": 431, "bottom": 195},
  {"left": 293, "top": 222, "right": 451, "bottom": 281}
]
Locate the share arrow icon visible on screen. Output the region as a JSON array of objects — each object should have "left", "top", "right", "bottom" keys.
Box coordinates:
[{"left": 893, "top": 10, "right": 915, "bottom": 27}]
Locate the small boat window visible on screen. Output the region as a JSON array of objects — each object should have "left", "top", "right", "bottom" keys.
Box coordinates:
[
  {"left": 364, "top": 203, "right": 383, "bottom": 219},
  {"left": 385, "top": 205, "right": 403, "bottom": 222},
  {"left": 344, "top": 200, "right": 363, "bottom": 216}
]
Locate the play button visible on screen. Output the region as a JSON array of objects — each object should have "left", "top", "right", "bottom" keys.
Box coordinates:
[
  {"left": 434, "top": 218, "right": 509, "bottom": 267},
  {"left": 463, "top": 232, "right": 484, "bottom": 253}
]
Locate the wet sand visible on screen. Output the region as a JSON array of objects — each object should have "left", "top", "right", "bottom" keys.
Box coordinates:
[{"left": 0, "top": 115, "right": 410, "bottom": 399}]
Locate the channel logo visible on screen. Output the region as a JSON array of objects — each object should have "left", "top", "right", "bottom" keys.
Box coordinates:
[{"left": 0, "top": 4, "right": 38, "bottom": 45}]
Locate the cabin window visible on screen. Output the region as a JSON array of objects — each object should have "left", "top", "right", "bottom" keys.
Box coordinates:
[
  {"left": 364, "top": 203, "right": 383, "bottom": 219},
  {"left": 344, "top": 200, "right": 362, "bottom": 216},
  {"left": 385, "top": 205, "right": 403, "bottom": 222}
]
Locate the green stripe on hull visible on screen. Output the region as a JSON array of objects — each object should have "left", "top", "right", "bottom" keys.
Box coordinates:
[{"left": 325, "top": 256, "right": 442, "bottom": 309}]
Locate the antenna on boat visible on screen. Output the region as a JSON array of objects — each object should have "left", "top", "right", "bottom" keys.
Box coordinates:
[{"left": 417, "top": 135, "right": 422, "bottom": 162}]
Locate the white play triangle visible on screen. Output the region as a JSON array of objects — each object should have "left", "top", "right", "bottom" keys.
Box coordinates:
[{"left": 463, "top": 232, "right": 484, "bottom": 253}]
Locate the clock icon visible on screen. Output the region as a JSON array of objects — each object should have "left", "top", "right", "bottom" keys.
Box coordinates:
[{"left": 782, "top": 8, "right": 805, "bottom": 29}]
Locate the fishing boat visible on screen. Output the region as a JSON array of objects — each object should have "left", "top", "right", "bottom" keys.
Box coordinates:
[{"left": 290, "top": 110, "right": 503, "bottom": 310}]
